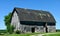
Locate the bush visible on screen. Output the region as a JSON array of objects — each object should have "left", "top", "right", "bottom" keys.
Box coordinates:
[
  {"left": 15, "top": 30, "right": 21, "bottom": 34},
  {"left": 0, "top": 33, "right": 5, "bottom": 35},
  {"left": 7, "top": 25, "right": 15, "bottom": 34},
  {"left": 0, "top": 30, "right": 7, "bottom": 33},
  {"left": 9, "top": 25, "right": 15, "bottom": 34},
  {"left": 56, "top": 29, "right": 60, "bottom": 32}
]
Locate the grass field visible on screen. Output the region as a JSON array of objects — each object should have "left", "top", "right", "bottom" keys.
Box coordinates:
[
  {"left": 43, "top": 32, "right": 60, "bottom": 36},
  {"left": 0, "top": 32, "right": 60, "bottom": 36},
  {"left": 0, "top": 32, "right": 41, "bottom": 36},
  {"left": 44, "top": 34, "right": 60, "bottom": 36}
]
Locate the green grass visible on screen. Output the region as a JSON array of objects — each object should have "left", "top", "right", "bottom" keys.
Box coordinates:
[
  {"left": 1, "top": 32, "right": 60, "bottom": 36},
  {"left": 0, "top": 32, "right": 41, "bottom": 36},
  {"left": 43, "top": 32, "right": 60, "bottom": 36},
  {"left": 4, "top": 34, "right": 30, "bottom": 36},
  {"left": 44, "top": 34, "right": 60, "bottom": 36}
]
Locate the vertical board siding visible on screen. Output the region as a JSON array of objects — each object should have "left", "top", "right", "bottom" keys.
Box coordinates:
[{"left": 11, "top": 11, "right": 21, "bottom": 31}]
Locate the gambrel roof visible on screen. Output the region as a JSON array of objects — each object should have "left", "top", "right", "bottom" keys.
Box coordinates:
[{"left": 12, "top": 7, "right": 56, "bottom": 23}]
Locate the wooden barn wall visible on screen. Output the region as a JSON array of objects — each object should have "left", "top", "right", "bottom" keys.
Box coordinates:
[{"left": 11, "top": 11, "right": 21, "bottom": 31}]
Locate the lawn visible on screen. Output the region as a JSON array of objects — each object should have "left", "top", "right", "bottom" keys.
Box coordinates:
[
  {"left": 43, "top": 32, "right": 60, "bottom": 36},
  {"left": 43, "top": 34, "right": 60, "bottom": 36},
  {"left": 0, "top": 32, "right": 60, "bottom": 36},
  {"left": 0, "top": 32, "right": 41, "bottom": 36}
]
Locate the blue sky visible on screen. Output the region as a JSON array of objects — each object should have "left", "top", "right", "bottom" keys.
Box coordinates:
[{"left": 0, "top": 0, "right": 60, "bottom": 30}]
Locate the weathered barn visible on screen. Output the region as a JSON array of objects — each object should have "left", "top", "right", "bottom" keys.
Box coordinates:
[{"left": 11, "top": 7, "right": 56, "bottom": 33}]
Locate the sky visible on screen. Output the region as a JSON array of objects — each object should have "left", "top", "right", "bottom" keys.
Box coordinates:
[{"left": 0, "top": 0, "right": 60, "bottom": 30}]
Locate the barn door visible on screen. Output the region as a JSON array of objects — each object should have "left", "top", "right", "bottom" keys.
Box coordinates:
[{"left": 31, "top": 28, "right": 35, "bottom": 33}]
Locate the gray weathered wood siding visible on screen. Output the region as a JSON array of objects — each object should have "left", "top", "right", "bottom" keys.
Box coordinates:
[
  {"left": 47, "top": 26, "right": 56, "bottom": 32},
  {"left": 20, "top": 25, "right": 56, "bottom": 33},
  {"left": 11, "top": 11, "right": 21, "bottom": 31},
  {"left": 19, "top": 25, "right": 44, "bottom": 33}
]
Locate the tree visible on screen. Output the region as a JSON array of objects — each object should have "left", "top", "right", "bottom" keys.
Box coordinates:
[
  {"left": 4, "top": 12, "right": 12, "bottom": 26},
  {"left": 4, "top": 12, "right": 14, "bottom": 33},
  {"left": 9, "top": 25, "right": 15, "bottom": 34}
]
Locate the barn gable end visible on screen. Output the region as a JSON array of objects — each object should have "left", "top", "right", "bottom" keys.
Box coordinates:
[{"left": 11, "top": 11, "right": 21, "bottom": 31}]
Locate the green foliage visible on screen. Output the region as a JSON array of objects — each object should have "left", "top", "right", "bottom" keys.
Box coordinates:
[
  {"left": 8, "top": 25, "right": 15, "bottom": 34},
  {"left": 0, "top": 30, "right": 7, "bottom": 33},
  {"left": 6, "top": 25, "right": 14, "bottom": 34},
  {"left": 4, "top": 12, "right": 12, "bottom": 26},
  {"left": 4, "top": 12, "right": 15, "bottom": 33},
  {"left": 56, "top": 29, "right": 60, "bottom": 32},
  {"left": 6, "top": 24, "right": 10, "bottom": 33},
  {"left": 15, "top": 30, "right": 21, "bottom": 34}
]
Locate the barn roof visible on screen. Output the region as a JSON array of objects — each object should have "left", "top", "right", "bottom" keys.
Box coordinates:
[{"left": 12, "top": 7, "right": 56, "bottom": 23}]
